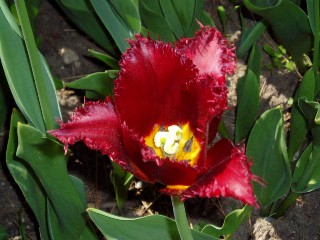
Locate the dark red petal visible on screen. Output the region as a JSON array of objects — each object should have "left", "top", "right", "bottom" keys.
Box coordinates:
[
  {"left": 48, "top": 99, "right": 131, "bottom": 169},
  {"left": 181, "top": 75, "right": 228, "bottom": 167},
  {"left": 141, "top": 145, "right": 199, "bottom": 186},
  {"left": 114, "top": 35, "right": 198, "bottom": 137},
  {"left": 175, "top": 26, "right": 236, "bottom": 79},
  {"left": 207, "top": 116, "right": 221, "bottom": 145},
  {"left": 180, "top": 139, "right": 259, "bottom": 207}
]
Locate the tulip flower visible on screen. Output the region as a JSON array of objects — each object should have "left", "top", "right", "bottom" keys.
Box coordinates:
[{"left": 49, "top": 25, "right": 259, "bottom": 207}]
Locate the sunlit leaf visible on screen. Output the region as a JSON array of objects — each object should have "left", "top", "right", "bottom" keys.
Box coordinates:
[
  {"left": 87, "top": 208, "right": 217, "bottom": 240},
  {"left": 201, "top": 205, "right": 252, "bottom": 238},
  {"left": 243, "top": 0, "right": 313, "bottom": 70},
  {"left": 235, "top": 45, "right": 261, "bottom": 142},
  {"left": 247, "top": 108, "right": 291, "bottom": 212},
  {"left": 288, "top": 69, "right": 315, "bottom": 160},
  {"left": 237, "top": 20, "right": 268, "bottom": 59}
]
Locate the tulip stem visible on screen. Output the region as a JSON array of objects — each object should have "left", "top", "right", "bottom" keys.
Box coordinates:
[{"left": 171, "top": 196, "right": 193, "bottom": 240}]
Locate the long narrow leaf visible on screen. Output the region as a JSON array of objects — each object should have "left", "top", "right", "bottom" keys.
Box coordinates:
[
  {"left": 64, "top": 71, "right": 118, "bottom": 99},
  {"left": 90, "top": 0, "right": 140, "bottom": 53},
  {"left": 237, "top": 20, "right": 268, "bottom": 59},
  {"left": 247, "top": 108, "right": 291, "bottom": 210},
  {"left": 0, "top": 1, "right": 44, "bottom": 131},
  {"left": 15, "top": 0, "right": 61, "bottom": 131},
  {"left": 288, "top": 69, "right": 315, "bottom": 160},
  {"left": 235, "top": 45, "right": 261, "bottom": 142},
  {"left": 6, "top": 110, "right": 50, "bottom": 240},
  {"left": 139, "top": 0, "right": 176, "bottom": 42},
  {"left": 87, "top": 208, "right": 217, "bottom": 240},
  {"left": 159, "top": 0, "right": 184, "bottom": 38},
  {"left": 243, "top": 0, "right": 313, "bottom": 69}
]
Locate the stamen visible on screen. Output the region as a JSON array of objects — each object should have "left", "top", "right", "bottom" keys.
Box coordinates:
[
  {"left": 154, "top": 125, "right": 182, "bottom": 155},
  {"left": 183, "top": 137, "right": 193, "bottom": 152},
  {"left": 168, "top": 125, "right": 182, "bottom": 141},
  {"left": 154, "top": 131, "right": 168, "bottom": 148}
]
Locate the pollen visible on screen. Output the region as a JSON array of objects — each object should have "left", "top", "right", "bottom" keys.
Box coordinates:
[
  {"left": 154, "top": 125, "right": 182, "bottom": 155},
  {"left": 145, "top": 123, "right": 201, "bottom": 166}
]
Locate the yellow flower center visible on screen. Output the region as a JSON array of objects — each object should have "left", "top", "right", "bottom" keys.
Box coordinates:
[{"left": 144, "top": 123, "right": 201, "bottom": 166}]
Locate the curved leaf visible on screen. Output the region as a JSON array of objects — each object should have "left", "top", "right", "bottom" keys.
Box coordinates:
[
  {"left": 87, "top": 208, "right": 217, "bottom": 240},
  {"left": 16, "top": 123, "right": 96, "bottom": 239},
  {"left": 235, "top": 45, "right": 261, "bottom": 142},
  {"left": 6, "top": 109, "right": 50, "bottom": 240},
  {"left": 246, "top": 108, "right": 291, "bottom": 209},
  {"left": 243, "top": 0, "right": 313, "bottom": 68},
  {"left": 64, "top": 71, "right": 118, "bottom": 100},
  {"left": 90, "top": 0, "right": 140, "bottom": 53},
  {"left": 16, "top": 0, "right": 61, "bottom": 131},
  {"left": 288, "top": 69, "right": 315, "bottom": 160},
  {"left": 0, "top": 1, "right": 44, "bottom": 131},
  {"left": 201, "top": 205, "right": 252, "bottom": 237}
]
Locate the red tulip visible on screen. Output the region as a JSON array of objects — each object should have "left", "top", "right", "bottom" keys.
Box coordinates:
[{"left": 49, "top": 26, "right": 259, "bottom": 207}]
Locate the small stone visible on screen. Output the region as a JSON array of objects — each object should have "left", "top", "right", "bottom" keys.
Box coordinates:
[{"left": 59, "top": 47, "right": 79, "bottom": 65}]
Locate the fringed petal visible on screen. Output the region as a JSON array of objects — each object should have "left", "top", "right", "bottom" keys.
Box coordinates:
[
  {"left": 114, "top": 35, "right": 198, "bottom": 136},
  {"left": 182, "top": 75, "right": 228, "bottom": 167},
  {"left": 175, "top": 26, "right": 236, "bottom": 79},
  {"left": 180, "top": 139, "right": 259, "bottom": 207},
  {"left": 48, "top": 98, "right": 128, "bottom": 166}
]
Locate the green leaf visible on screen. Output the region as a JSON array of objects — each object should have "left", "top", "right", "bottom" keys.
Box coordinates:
[
  {"left": 235, "top": 45, "right": 261, "bottom": 142},
  {"left": 217, "top": 6, "right": 227, "bottom": 33},
  {"left": 87, "top": 208, "right": 217, "bottom": 240},
  {"left": 292, "top": 144, "right": 312, "bottom": 191},
  {"left": 246, "top": 108, "right": 291, "bottom": 210},
  {"left": 18, "top": 210, "right": 27, "bottom": 240},
  {"left": 16, "top": 123, "right": 97, "bottom": 239},
  {"left": 88, "top": 49, "right": 120, "bottom": 69},
  {"left": 139, "top": 0, "right": 176, "bottom": 42},
  {"left": 288, "top": 69, "right": 315, "bottom": 160},
  {"left": 201, "top": 205, "right": 252, "bottom": 238},
  {"left": 15, "top": 0, "right": 61, "bottom": 131},
  {"left": 171, "top": 0, "right": 204, "bottom": 37},
  {"left": 159, "top": 0, "right": 184, "bottom": 38},
  {"left": 243, "top": 0, "right": 313, "bottom": 70},
  {"left": 200, "top": 11, "right": 215, "bottom": 27},
  {"left": 90, "top": 0, "right": 140, "bottom": 53},
  {"left": 64, "top": 71, "right": 118, "bottom": 100},
  {"left": 6, "top": 109, "right": 50, "bottom": 240},
  {"left": 54, "top": 0, "right": 118, "bottom": 57},
  {"left": 0, "top": 225, "right": 7, "bottom": 240},
  {"left": 306, "top": 0, "right": 315, "bottom": 34},
  {"left": 292, "top": 143, "right": 320, "bottom": 193},
  {"left": 237, "top": 20, "right": 268, "bottom": 59},
  {"left": 110, "top": 162, "right": 130, "bottom": 210},
  {"left": 0, "top": 1, "right": 45, "bottom": 131}
]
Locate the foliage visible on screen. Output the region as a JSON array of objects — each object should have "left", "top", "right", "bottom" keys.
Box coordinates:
[{"left": 1, "top": 0, "right": 320, "bottom": 239}]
